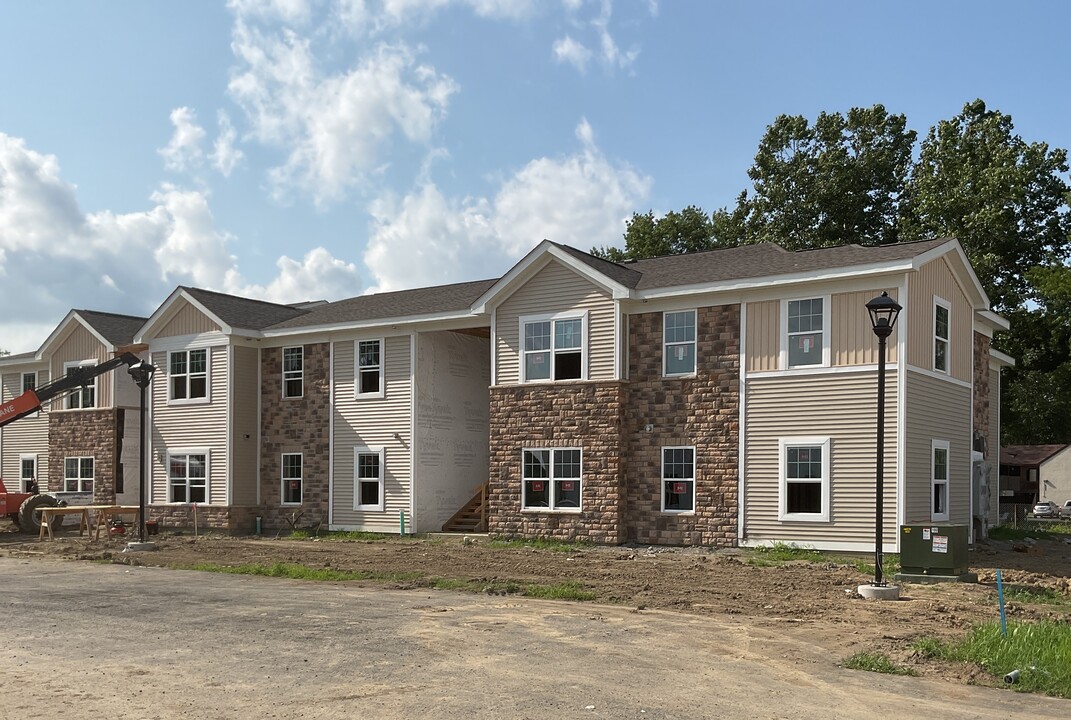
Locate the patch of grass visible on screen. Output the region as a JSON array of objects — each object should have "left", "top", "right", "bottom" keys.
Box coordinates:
[
  {"left": 745, "top": 543, "right": 900, "bottom": 578},
  {"left": 487, "top": 538, "right": 589, "bottom": 552},
  {"left": 1002, "top": 585, "right": 1071, "bottom": 607},
  {"left": 184, "top": 561, "right": 423, "bottom": 583},
  {"left": 910, "top": 636, "right": 944, "bottom": 659},
  {"left": 842, "top": 652, "right": 917, "bottom": 676},
  {"left": 522, "top": 581, "right": 597, "bottom": 601},
  {"left": 914, "top": 621, "right": 1071, "bottom": 698},
  {"left": 850, "top": 554, "right": 901, "bottom": 581},
  {"left": 990, "top": 521, "right": 1071, "bottom": 542},
  {"left": 288, "top": 529, "right": 389, "bottom": 541}
]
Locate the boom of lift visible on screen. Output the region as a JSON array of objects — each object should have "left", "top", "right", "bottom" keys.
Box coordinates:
[{"left": 0, "top": 352, "right": 141, "bottom": 429}]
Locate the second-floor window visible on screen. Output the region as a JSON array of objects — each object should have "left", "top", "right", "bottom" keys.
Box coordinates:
[
  {"left": 169, "top": 349, "right": 208, "bottom": 402},
  {"left": 64, "top": 361, "right": 96, "bottom": 409},
  {"left": 786, "top": 298, "right": 825, "bottom": 368},
  {"left": 283, "top": 347, "right": 303, "bottom": 398},
  {"left": 522, "top": 316, "right": 583, "bottom": 382},
  {"left": 934, "top": 298, "right": 950, "bottom": 374},
  {"left": 664, "top": 310, "right": 697, "bottom": 376},
  {"left": 356, "top": 340, "right": 383, "bottom": 397},
  {"left": 22, "top": 372, "right": 36, "bottom": 394}
]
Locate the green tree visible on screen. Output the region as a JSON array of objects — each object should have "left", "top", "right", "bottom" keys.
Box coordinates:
[
  {"left": 901, "top": 99, "right": 1071, "bottom": 312},
  {"left": 592, "top": 205, "right": 717, "bottom": 261}
]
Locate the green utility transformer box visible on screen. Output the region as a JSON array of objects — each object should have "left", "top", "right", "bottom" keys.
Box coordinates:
[{"left": 899, "top": 524, "right": 969, "bottom": 577}]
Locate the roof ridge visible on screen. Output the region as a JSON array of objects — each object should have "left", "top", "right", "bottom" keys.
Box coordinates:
[
  {"left": 75, "top": 308, "right": 149, "bottom": 321},
  {"left": 181, "top": 286, "right": 309, "bottom": 311}
]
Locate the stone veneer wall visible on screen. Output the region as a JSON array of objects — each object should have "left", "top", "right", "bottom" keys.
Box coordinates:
[
  {"left": 488, "top": 382, "right": 626, "bottom": 544},
  {"left": 258, "top": 343, "right": 332, "bottom": 532},
  {"left": 48, "top": 409, "right": 121, "bottom": 504},
  {"left": 973, "top": 332, "right": 991, "bottom": 458},
  {"left": 147, "top": 505, "right": 257, "bottom": 534},
  {"left": 624, "top": 305, "right": 740, "bottom": 546}
]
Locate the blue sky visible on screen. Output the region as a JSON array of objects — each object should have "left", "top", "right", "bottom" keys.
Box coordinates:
[{"left": 1, "top": 0, "right": 1068, "bottom": 353}]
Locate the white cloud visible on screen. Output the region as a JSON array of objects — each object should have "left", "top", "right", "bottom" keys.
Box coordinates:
[
  {"left": 238, "top": 247, "right": 363, "bottom": 303},
  {"left": 227, "top": 0, "right": 312, "bottom": 25},
  {"left": 211, "top": 111, "right": 244, "bottom": 176},
  {"left": 364, "top": 118, "right": 650, "bottom": 292},
  {"left": 159, "top": 107, "right": 207, "bottom": 173},
  {"left": 552, "top": 36, "right": 593, "bottom": 73}
]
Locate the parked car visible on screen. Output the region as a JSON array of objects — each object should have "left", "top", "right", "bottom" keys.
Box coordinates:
[
  {"left": 1033, "top": 501, "right": 1059, "bottom": 518},
  {"left": 1061, "top": 501, "right": 1071, "bottom": 518}
]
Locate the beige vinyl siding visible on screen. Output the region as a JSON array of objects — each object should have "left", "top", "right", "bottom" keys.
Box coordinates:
[
  {"left": 332, "top": 335, "right": 412, "bottom": 532},
  {"left": 831, "top": 289, "right": 899, "bottom": 366},
  {"left": 907, "top": 257, "right": 972, "bottom": 381},
  {"left": 230, "top": 345, "right": 259, "bottom": 506},
  {"left": 744, "top": 371, "right": 898, "bottom": 546},
  {"left": 1, "top": 370, "right": 50, "bottom": 490},
  {"left": 903, "top": 370, "right": 971, "bottom": 525},
  {"left": 150, "top": 346, "right": 228, "bottom": 504},
  {"left": 49, "top": 325, "right": 112, "bottom": 409},
  {"left": 156, "top": 300, "right": 222, "bottom": 338},
  {"left": 745, "top": 300, "right": 779, "bottom": 372},
  {"left": 988, "top": 367, "right": 1000, "bottom": 528},
  {"left": 495, "top": 260, "right": 616, "bottom": 384}
]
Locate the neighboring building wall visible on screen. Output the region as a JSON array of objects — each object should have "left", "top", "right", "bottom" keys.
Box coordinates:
[
  {"left": 903, "top": 370, "right": 972, "bottom": 525},
  {"left": 488, "top": 382, "right": 626, "bottom": 544},
  {"left": 1041, "top": 447, "right": 1071, "bottom": 505},
  {"left": 1, "top": 368, "right": 50, "bottom": 490},
  {"left": 331, "top": 335, "right": 412, "bottom": 532},
  {"left": 49, "top": 324, "right": 113, "bottom": 410},
  {"left": 48, "top": 408, "right": 122, "bottom": 505},
  {"left": 906, "top": 257, "right": 972, "bottom": 382},
  {"left": 988, "top": 365, "right": 1000, "bottom": 528},
  {"left": 260, "top": 343, "right": 331, "bottom": 532},
  {"left": 494, "top": 260, "right": 617, "bottom": 384},
  {"left": 230, "top": 344, "right": 259, "bottom": 509},
  {"left": 624, "top": 305, "right": 739, "bottom": 546},
  {"left": 744, "top": 371, "right": 898, "bottom": 548},
  {"left": 413, "top": 331, "right": 491, "bottom": 533},
  {"left": 157, "top": 301, "right": 222, "bottom": 337}
]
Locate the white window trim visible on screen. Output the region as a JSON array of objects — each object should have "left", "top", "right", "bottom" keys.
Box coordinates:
[
  {"left": 21, "top": 371, "right": 36, "bottom": 394},
  {"left": 281, "top": 452, "right": 303, "bottom": 505},
  {"left": 62, "top": 359, "right": 98, "bottom": 410},
  {"left": 931, "top": 439, "right": 950, "bottom": 522},
  {"left": 779, "top": 296, "right": 831, "bottom": 370},
  {"left": 354, "top": 446, "right": 386, "bottom": 511},
  {"left": 282, "top": 346, "right": 304, "bottom": 399},
  {"left": 518, "top": 311, "right": 589, "bottom": 383},
  {"left": 660, "top": 446, "right": 696, "bottom": 514},
  {"left": 520, "top": 447, "right": 583, "bottom": 513},
  {"left": 166, "top": 448, "right": 211, "bottom": 504},
  {"left": 355, "top": 339, "right": 385, "bottom": 399},
  {"left": 778, "top": 436, "right": 831, "bottom": 522},
  {"left": 662, "top": 310, "right": 698, "bottom": 378},
  {"left": 167, "top": 348, "right": 211, "bottom": 405},
  {"left": 933, "top": 297, "right": 951, "bottom": 375},
  {"left": 62, "top": 456, "right": 94, "bottom": 493},
  {"left": 19, "top": 453, "right": 38, "bottom": 493}
]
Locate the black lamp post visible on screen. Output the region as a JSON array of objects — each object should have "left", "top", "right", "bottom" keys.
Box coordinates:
[
  {"left": 128, "top": 361, "right": 157, "bottom": 543},
  {"left": 865, "top": 291, "right": 901, "bottom": 587}
]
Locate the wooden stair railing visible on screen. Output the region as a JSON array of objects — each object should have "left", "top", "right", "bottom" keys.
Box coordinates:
[{"left": 441, "top": 480, "right": 490, "bottom": 533}]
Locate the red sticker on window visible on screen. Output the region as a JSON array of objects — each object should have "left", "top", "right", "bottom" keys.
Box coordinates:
[
  {"left": 562, "top": 481, "right": 575, "bottom": 491},
  {"left": 532, "top": 481, "right": 545, "bottom": 492},
  {"left": 289, "top": 480, "right": 299, "bottom": 489},
  {"left": 673, "top": 482, "right": 688, "bottom": 494}
]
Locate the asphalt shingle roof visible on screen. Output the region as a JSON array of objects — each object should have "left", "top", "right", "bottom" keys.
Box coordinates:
[
  {"left": 182, "top": 287, "right": 310, "bottom": 330},
  {"left": 1000, "top": 444, "right": 1069, "bottom": 466},
  {"left": 75, "top": 310, "right": 148, "bottom": 346}
]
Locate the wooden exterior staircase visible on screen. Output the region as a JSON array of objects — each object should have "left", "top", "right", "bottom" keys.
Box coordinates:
[{"left": 441, "top": 481, "right": 489, "bottom": 533}]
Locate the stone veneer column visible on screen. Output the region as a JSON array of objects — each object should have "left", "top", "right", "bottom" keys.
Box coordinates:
[
  {"left": 973, "top": 332, "right": 991, "bottom": 458},
  {"left": 488, "top": 382, "right": 626, "bottom": 544},
  {"left": 48, "top": 409, "right": 121, "bottom": 504},
  {"left": 624, "top": 305, "right": 740, "bottom": 546},
  {"left": 258, "top": 343, "right": 332, "bottom": 532}
]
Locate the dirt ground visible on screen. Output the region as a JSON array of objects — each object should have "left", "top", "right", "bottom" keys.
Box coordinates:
[{"left": 4, "top": 524, "right": 1071, "bottom": 692}]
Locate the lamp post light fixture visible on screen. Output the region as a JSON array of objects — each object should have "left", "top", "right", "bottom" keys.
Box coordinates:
[
  {"left": 864, "top": 291, "right": 901, "bottom": 593},
  {"left": 127, "top": 360, "right": 157, "bottom": 544}
]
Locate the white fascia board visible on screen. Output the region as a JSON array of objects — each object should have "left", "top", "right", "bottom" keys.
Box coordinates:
[
  {"left": 0, "top": 354, "right": 48, "bottom": 369},
  {"left": 37, "top": 311, "right": 114, "bottom": 357},
  {"left": 990, "top": 348, "right": 1016, "bottom": 368},
  {"left": 134, "top": 288, "right": 233, "bottom": 343},
  {"left": 259, "top": 310, "right": 490, "bottom": 341},
  {"left": 977, "top": 309, "right": 1011, "bottom": 332},
  {"left": 471, "top": 241, "right": 630, "bottom": 313}
]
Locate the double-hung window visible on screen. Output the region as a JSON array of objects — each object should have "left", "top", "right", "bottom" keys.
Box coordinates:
[
  {"left": 779, "top": 437, "right": 830, "bottom": 521},
  {"left": 932, "top": 440, "right": 950, "bottom": 521},
  {"left": 169, "top": 451, "right": 208, "bottom": 503},
  {"left": 282, "top": 453, "right": 302, "bottom": 504},
  {"left": 521, "top": 448, "right": 582, "bottom": 511},
  {"left": 20, "top": 455, "right": 38, "bottom": 493},
  {"left": 21, "top": 372, "right": 36, "bottom": 394},
  {"left": 934, "top": 298, "right": 950, "bottom": 374},
  {"left": 355, "top": 447, "right": 385, "bottom": 510},
  {"left": 785, "top": 298, "right": 825, "bottom": 368},
  {"left": 356, "top": 340, "right": 384, "bottom": 397},
  {"left": 283, "top": 347, "right": 303, "bottom": 398},
  {"left": 662, "top": 447, "right": 695, "bottom": 513},
  {"left": 664, "top": 311, "right": 697, "bottom": 376},
  {"left": 169, "top": 349, "right": 208, "bottom": 402},
  {"left": 64, "top": 361, "right": 97, "bottom": 409},
  {"left": 63, "top": 457, "right": 94, "bottom": 493},
  {"left": 522, "top": 316, "right": 584, "bottom": 382}
]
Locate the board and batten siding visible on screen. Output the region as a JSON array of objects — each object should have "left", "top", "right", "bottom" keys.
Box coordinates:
[
  {"left": 332, "top": 335, "right": 412, "bottom": 532},
  {"left": 157, "top": 300, "right": 222, "bottom": 338},
  {"left": 903, "top": 370, "right": 972, "bottom": 525},
  {"left": 906, "top": 257, "right": 972, "bottom": 382},
  {"left": 745, "top": 300, "right": 779, "bottom": 373},
  {"left": 744, "top": 371, "right": 898, "bottom": 547},
  {"left": 149, "top": 346, "right": 228, "bottom": 504},
  {"left": 830, "top": 289, "right": 899, "bottom": 366},
  {"left": 1, "top": 370, "right": 50, "bottom": 489},
  {"left": 230, "top": 345, "right": 259, "bottom": 506},
  {"left": 49, "top": 324, "right": 113, "bottom": 410},
  {"left": 494, "top": 260, "right": 616, "bottom": 384}
]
